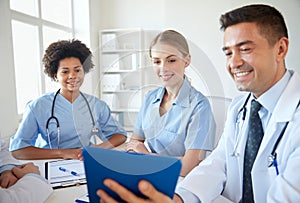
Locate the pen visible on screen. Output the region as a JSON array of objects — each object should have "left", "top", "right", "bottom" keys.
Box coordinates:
[
  {"left": 59, "top": 166, "right": 78, "bottom": 176},
  {"left": 273, "top": 159, "right": 279, "bottom": 176}
]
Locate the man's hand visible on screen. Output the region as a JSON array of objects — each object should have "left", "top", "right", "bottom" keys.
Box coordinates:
[{"left": 97, "top": 179, "right": 182, "bottom": 203}]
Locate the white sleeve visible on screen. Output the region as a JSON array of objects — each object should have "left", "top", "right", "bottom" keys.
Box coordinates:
[
  {"left": 176, "top": 125, "right": 228, "bottom": 202},
  {"left": 176, "top": 187, "right": 201, "bottom": 203},
  {"left": 0, "top": 175, "right": 53, "bottom": 203}
]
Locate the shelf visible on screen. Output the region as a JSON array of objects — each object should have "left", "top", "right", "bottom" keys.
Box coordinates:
[{"left": 100, "top": 28, "right": 160, "bottom": 132}]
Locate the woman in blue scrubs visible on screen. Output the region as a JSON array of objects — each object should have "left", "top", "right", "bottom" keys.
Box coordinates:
[
  {"left": 9, "top": 39, "right": 127, "bottom": 160},
  {"left": 126, "top": 30, "right": 216, "bottom": 176}
]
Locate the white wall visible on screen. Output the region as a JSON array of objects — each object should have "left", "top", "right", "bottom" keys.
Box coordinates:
[
  {"left": 95, "top": 0, "right": 300, "bottom": 98},
  {"left": 0, "top": 0, "right": 19, "bottom": 140},
  {"left": 1, "top": 0, "right": 300, "bottom": 139}
]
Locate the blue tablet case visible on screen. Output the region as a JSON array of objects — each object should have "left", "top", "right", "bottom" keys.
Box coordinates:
[{"left": 82, "top": 147, "right": 181, "bottom": 203}]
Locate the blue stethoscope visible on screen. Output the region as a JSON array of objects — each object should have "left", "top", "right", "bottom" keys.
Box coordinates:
[
  {"left": 231, "top": 93, "right": 298, "bottom": 175},
  {"left": 46, "top": 89, "right": 99, "bottom": 149}
]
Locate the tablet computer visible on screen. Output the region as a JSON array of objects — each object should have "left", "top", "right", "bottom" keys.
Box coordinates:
[
  {"left": 82, "top": 147, "right": 181, "bottom": 202},
  {"left": 45, "top": 159, "right": 86, "bottom": 188}
]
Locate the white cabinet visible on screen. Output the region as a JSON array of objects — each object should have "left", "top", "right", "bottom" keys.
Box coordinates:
[{"left": 99, "top": 28, "right": 160, "bottom": 132}]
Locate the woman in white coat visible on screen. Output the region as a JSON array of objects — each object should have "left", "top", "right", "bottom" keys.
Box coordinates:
[
  {"left": 96, "top": 4, "right": 300, "bottom": 203},
  {"left": 0, "top": 139, "right": 53, "bottom": 202}
]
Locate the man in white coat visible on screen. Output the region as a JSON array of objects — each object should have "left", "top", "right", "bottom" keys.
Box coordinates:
[
  {"left": 0, "top": 139, "right": 53, "bottom": 202},
  {"left": 96, "top": 4, "right": 300, "bottom": 203}
]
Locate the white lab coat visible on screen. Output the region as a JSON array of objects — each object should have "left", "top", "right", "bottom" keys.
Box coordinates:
[
  {"left": 179, "top": 70, "right": 300, "bottom": 203},
  {"left": 0, "top": 175, "right": 53, "bottom": 203},
  {"left": 0, "top": 140, "right": 53, "bottom": 203}
]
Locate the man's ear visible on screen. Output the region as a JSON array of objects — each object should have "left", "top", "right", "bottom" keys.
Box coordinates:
[{"left": 276, "top": 37, "right": 289, "bottom": 62}]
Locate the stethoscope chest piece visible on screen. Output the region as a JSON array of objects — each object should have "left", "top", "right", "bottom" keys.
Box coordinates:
[
  {"left": 231, "top": 152, "right": 240, "bottom": 157},
  {"left": 268, "top": 152, "right": 279, "bottom": 175},
  {"left": 268, "top": 153, "right": 276, "bottom": 167},
  {"left": 91, "top": 127, "right": 99, "bottom": 135}
]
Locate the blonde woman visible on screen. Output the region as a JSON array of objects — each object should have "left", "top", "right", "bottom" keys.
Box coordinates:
[{"left": 126, "top": 30, "right": 216, "bottom": 177}]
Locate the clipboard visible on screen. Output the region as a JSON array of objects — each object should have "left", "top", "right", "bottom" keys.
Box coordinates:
[
  {"left": 45, "top": 159, "right": 86, "bottom": 189},
  {"left": 82, "top": 147, "right": 182, "bottom": 202}
]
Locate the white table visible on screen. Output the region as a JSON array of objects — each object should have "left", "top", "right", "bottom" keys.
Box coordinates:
[
  {"left": 45, "top": 184, "right": 87, "bottom": 203},
  {"left": 26, "top": 160, "right": 88, "bottom": 203}
]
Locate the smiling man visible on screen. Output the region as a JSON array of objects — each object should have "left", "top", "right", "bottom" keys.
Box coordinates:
[{"left": 96, "top": 4, "right": 300, "bottom": 203}]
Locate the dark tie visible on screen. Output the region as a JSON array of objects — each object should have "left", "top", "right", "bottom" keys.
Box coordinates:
[{"left": 242, "top": 100, "right": 264, "bottom": 202}]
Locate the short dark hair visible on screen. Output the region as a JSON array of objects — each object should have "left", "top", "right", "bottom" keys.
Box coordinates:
[
  {"left": 43, "top": 39, "right": 94, "bottom": 79},
  {"left": 219, "top": 4, "right": 288, "bottom": 46}
]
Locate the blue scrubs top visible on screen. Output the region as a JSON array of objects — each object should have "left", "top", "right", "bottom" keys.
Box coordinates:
[
  {"left": 9, "top": 92, "right": 127, "bottom": 150},
  {"left": 134, "top": 78, "right": 216, "bottom": 156}
]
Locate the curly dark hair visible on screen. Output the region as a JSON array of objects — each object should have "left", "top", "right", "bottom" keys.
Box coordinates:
[
  {"left": 219, "top": 4, "right": 288, "bottom": 46},
  {"left": 43, "top": 39, "right": 94, "bottom": 80}
]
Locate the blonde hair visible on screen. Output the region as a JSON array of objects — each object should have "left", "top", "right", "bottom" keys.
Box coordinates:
[{"left": 149, "top": 30, "right": 189, "bottom": 58}]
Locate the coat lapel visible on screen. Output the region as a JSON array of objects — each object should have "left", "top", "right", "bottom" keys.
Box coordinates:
[{"left": 256, "top": 71, "right": 300, "bottom": 161}]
